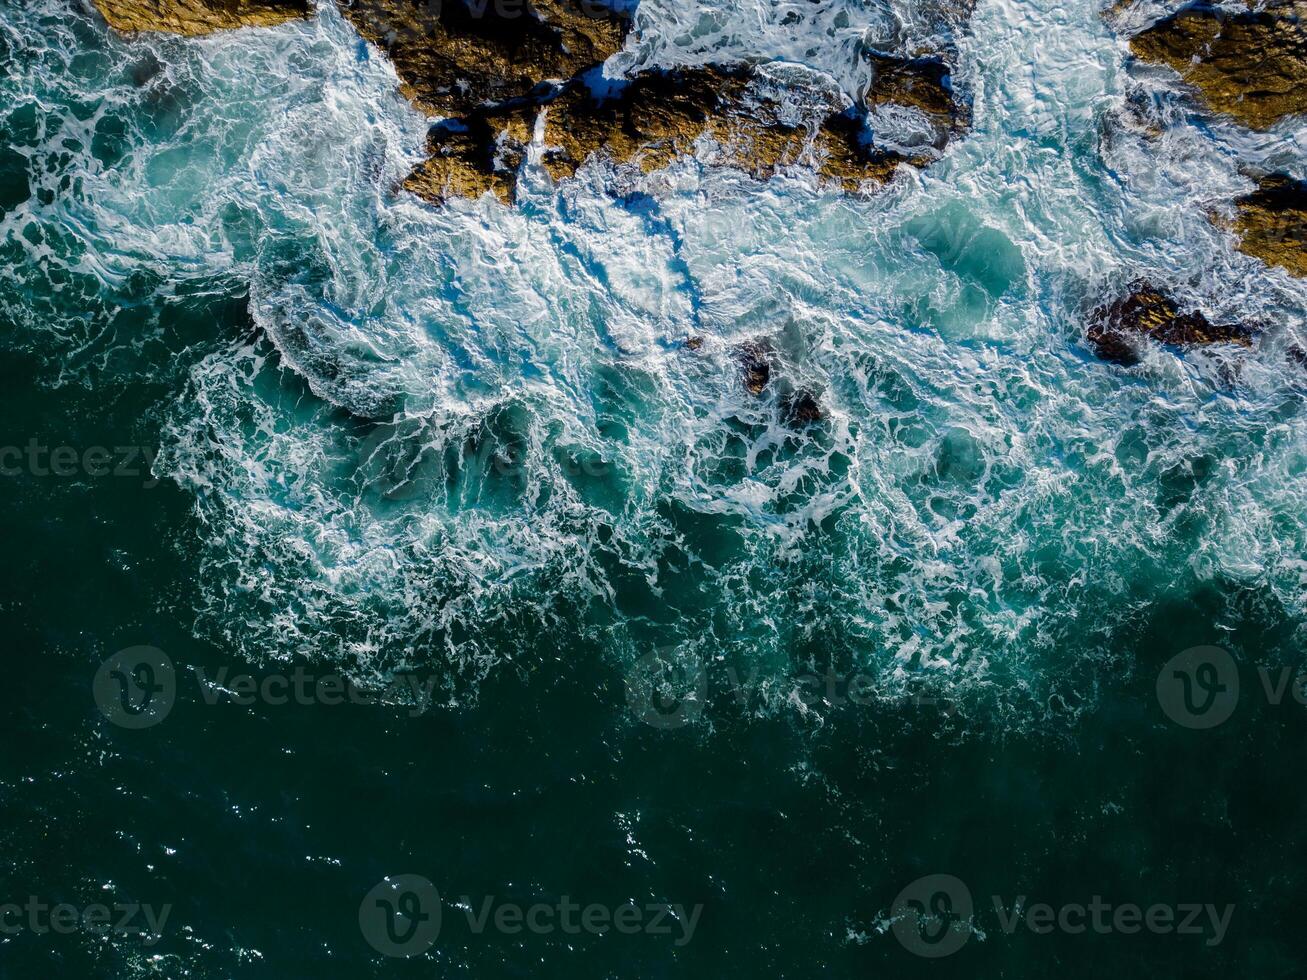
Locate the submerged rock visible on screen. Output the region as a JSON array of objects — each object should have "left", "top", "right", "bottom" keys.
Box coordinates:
[
  {"left": 733, "top": 340, "right": 774, "bottom": 395},
  {"left": 1129, "top": 0, "right": 1307, "bottom": 130},
  {"left": 781, "top": 389, "right": 824, "bottom": 427},
  {"left": 1221, "top": 173, "right": 1307, "bottom": 277},
  {"left": 1087, "top": 281, "right": 1253, "bottom": 364},
  {"left": 91, "top": 0, "right": 309, "bottom": 34}
]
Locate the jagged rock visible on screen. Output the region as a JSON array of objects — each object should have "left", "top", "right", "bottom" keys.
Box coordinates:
[
  {"left": 341, "top": 0, "right": 631, "bottom": 117},
  {"left": 1220, "top": 173, "right": 1307, "bottom": 277},
  {"left": 733, "top": 340, "right": 774, "bottom": 395},
  {"left": 1129, "top": 0, "right": 1307, "bottom": 130},
  {"left": 408, "top": 59, "right": 960, "bottom": 205},
  {"left": 402, "top": 106, "right": 537, "bottom": 204},
  {"left": 539, "top": 60, "right": 960, "bottom": 192},
  {"left": 1087, "top": 280, "right": 1253, "bottom": 364},
  {"left": 683, "top": 336, "right": 704, "bottom": 351},
  {"left": 91, "top": 0, "right": 969, "bottom": 208},
  {"left": 91, "top": 0, "right": 309, "bottom": 34}
]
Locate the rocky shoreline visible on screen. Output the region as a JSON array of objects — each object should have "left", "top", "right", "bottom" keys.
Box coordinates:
[{"left": 91, "top": 0, "right": 970, "bottom": 205}]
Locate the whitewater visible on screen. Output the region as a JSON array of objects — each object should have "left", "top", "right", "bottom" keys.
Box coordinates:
[{"left": 2, "top": 0, "right": 1305, "bottom": 716}]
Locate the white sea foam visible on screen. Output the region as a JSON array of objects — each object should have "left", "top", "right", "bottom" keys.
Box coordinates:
[{"left": 1, "top": 0, "right": 1305, "bottom": 703}]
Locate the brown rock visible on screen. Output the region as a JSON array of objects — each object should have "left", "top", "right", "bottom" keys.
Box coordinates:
[
  {"left": 1087, "top": 280, "right": 1253, "bottom": 364},
  {"left": 341, "top": 0, "right": 630, "bottom": 118},
  {"left": 1222, "top": 173, "right": 1307, "bottom": 277},
  {"left": 91, "top": 0, "right": 309, "bottom": 35},
  {"left": 409, "top": 58, "right": 959, "bottom": 205},
  {"left": 402, "top": 106, "right": 538, "bottom": 204},
  {"left": 1129, "top": 0, "right": 1307, "bottom": 130}
]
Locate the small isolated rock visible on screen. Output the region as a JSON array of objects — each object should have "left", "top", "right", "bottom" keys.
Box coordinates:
[
  {"left": 1087, "top": 280, "right": 1253, "bottom": 364},
  {"left": 684, "top": 336, "right": 704, "bottom": 351}
]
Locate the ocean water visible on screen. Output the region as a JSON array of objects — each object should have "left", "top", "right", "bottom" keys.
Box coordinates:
[{"left": 2, "top": 0, "right": 1307, "bottom": 976}]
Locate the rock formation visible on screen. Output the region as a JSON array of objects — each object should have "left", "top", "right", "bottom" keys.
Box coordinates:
[
  {"left": 1129, "top": 0, "right": 1307, "bottom": 130},
  {"left": 1221, "top": 173, "right": 1307, "bottom": 278},
  {"left": 91, "top": 0, "right": 970, "bottom": 207},
  {"left": 1087, "top": 280, "right": 1253, "bottom": 364},
  {"left": 409, "top": 58, "right": 963, "bottom": 205},
  {"left": 340, "top": 0, "right": 631, "bottom": 117},
  {"left": 91, "top": 0, "right": 309, "bottom": 34}
]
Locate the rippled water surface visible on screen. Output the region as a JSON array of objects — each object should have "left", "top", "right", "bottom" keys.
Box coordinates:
[{"left": 2, "top": 0, "right": 1306, "bottom": 976}]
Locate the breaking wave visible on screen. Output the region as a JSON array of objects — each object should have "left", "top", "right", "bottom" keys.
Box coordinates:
[{"left": 2, "top": 0, "right": 1305, "bottom": 714}]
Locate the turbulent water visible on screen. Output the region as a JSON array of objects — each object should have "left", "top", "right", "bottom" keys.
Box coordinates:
[
  {"left": 4, "top": 0, "right": 1307, "bottom": 976},
  {"left": 2, "top": 0, "right": 1306, "bottom": 714}
]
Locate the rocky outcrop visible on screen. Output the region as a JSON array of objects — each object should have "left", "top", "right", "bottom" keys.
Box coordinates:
[
  {"left": 91, "top": 0, "right": 309, "bottom": 34},
  {"left": 410, "top": 58, "right": 962, "bottom": 205},
  {"left": 1087, "top": 281, "right": 1253, "bottom": 363},
  {"left": 1129, "top": 0, "right": 1307, "bottom": 130},
  {"left": 402, "top": 106, "right": 538, "bottom": 205},
  {"left": 1220, "top": 173, "right": 1307, "bottom": 277},
  {"left": 341, "top": 0, "right": 631, "bottom": 117},
  {"left": 92, "top": 0, "right": 969, "bottom": 207}
]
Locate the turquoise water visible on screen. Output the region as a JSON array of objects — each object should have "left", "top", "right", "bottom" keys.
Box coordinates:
[{"left": 2, "top": 0, "right": 1307, "bottom": 976}]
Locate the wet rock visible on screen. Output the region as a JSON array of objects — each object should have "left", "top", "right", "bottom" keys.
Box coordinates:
[
  {"left": 91, "top": 0, "right": 309, "bottom": 35},
  {"left": 402, "top": 106, "right": 537, "bottom": 205},
  {"left": 341, "top": 0, "right": 631, "bottom": 118},
  {"left": 1222, "top": 173, "right": 1307, "bottom": 277},
  {"left": 540, "top": 61, "right": 957, "bottom": 190},
  {"left": 733, "top": 340, "right": 773, "bottom": 395},
  {"left": 1087, "top": 280, "right": 1253, "bottom": 364},
  {"left": 781, "top": 389, "right": 823, "bottom": 426},
  {"left": 410, "top": 57, "right": 961, "bottom": 205},
  {"left": 92, "top": 0, "right": 969, "bottom": 208},
  {"left": 1129, "top": 0, "right": 1307, "bottom": 130},
  {"left": 683, "top": 336, "right": 704, "bottom": 351}
]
